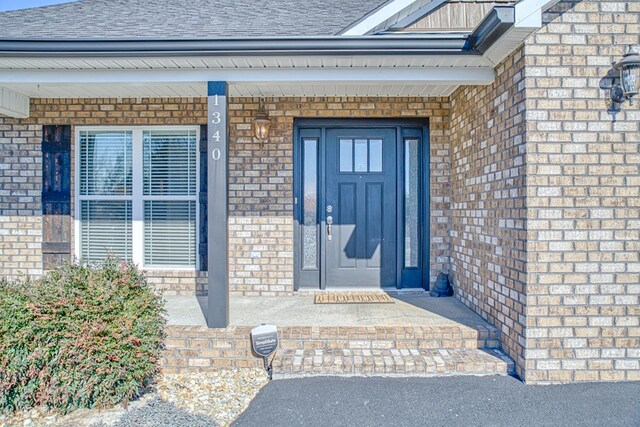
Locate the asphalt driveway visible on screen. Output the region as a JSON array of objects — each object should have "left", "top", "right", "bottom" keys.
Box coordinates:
[{"left": 233, "top": 375, "right": 640, "bottom": 427}]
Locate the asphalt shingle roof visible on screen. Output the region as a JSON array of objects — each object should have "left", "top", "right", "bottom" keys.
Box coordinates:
[{"left": 0, "top": 0, "right": 389, "bottom": 39}]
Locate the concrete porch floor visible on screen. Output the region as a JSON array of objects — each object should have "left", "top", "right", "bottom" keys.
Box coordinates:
[{"left": 164, "top": 292, "right": 494, "bottom": 331}]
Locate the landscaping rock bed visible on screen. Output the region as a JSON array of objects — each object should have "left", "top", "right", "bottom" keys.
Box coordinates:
[
  {"left": 154, "top": 369, "right": 269, "bottom": 426},
  {"left": 0, "top": 369, "right": 268, "bottom": 427}
]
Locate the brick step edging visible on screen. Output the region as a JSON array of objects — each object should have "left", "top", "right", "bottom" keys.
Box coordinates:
[{"left": 161, "top": 324, "right": 504, "bottom": 372}]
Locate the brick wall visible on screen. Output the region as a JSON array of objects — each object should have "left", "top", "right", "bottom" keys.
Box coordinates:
[
  {"left": 449, "top": 49, "right": 528, "bottom": 378},
  {"left": 228, "top": 97, "right": 451, "bottom": 294},
  {"left": 0, "top": 98, "right": 209, "bottom": 289},
  {"left": 1, "top": 97, "right": 451, "bottom": 295},
  {"left": 523, "top": 0, "right": 640, "bottom": 382},
  {"left": 0, "top": 119, "right": 43, "bottom": 280}
]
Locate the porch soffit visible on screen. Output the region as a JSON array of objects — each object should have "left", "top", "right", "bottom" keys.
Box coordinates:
[{"left": 0, "top": 54, "right": 496, "bottom": 99}]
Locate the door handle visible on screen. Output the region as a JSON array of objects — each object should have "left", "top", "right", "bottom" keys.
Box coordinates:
[{"left": 326, "top": 215, "right": 333, "bottom": 241}]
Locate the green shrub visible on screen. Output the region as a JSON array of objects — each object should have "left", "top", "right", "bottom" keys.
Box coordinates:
[{"left": 0, "top": 259, "right": 166, "bottom": 414}]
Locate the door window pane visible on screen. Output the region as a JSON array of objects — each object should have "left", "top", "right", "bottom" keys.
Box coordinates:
[
  {"left": 369, "top": 139, "right": 383, "bottom": 172},
  {"left": 302, "top": 138, "right": 318, "bottom": 270},
  {"left": 354, "top": 139, "right": 368, "bottom": 172},
  {"left": 339, "top": 139, "right": 353, "bottom": 172},
  {"left": 79, "top": 131, "right": 132, "bottom": 195},
  {"left": 404, "top": 138, "right": 420, "bottom": 268}
]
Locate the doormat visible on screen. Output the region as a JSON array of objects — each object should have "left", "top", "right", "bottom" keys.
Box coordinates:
[{"left": 314, "top": 293, "right": 395, "bottom": 304}]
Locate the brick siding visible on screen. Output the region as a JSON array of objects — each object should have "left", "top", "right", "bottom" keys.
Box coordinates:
[
  {"left": 0, "top": 97, "right": 451, "bottom": 296},
  {"left": 0, "top": 120, "right": 43, "bottom": 280},
  {"left": 523, "top": 0, "right": 640, "bottom": 382},
  {"left": 227, "top": 97, "right": 451, "bottom": 295},
  {"left": 1, "top": 0, "right": 639, "bottom": 382},
  {"left": 0, "top": 98, "right": 209, "bottom": 290},
  {"left": 449, "top": 48, "right": 528, "bottom": 379}
]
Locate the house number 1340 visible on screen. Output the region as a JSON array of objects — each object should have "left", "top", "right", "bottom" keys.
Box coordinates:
[{"left": 208, "top": 85, "right": 225, "bottom": 163}]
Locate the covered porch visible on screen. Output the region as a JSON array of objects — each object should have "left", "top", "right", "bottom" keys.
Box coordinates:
[
  {"left": 0, "top": 1, "right": 550, "bottom": 379},
  {"left": 0, "top": 32, "right": 531, "bottom": 326}
]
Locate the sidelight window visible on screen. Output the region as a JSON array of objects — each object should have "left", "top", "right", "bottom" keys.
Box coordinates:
[
  {"left": 77, "top": 127, "right": 199, "bottom": 268},
  {"left": 404, "top": 138, "right": 420, "bottom": 268},
  {"left": 302, "top": 138, "right": 318, "bottom": 270}
]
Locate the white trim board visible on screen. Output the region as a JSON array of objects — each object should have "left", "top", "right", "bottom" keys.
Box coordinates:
[
  {"left": 514, "top": 0, "right": 561, "bottom": 29},
  {"left": 480, "top": 0, "right": 562, "bottom": 66},
  {"left": 341, "top": 0, "right": 562, "bottom": 37}
]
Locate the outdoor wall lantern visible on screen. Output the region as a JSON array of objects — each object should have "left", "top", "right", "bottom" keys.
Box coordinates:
[
  {"left": 253, "top": 100, "right": 272, "bottom": 140},
  {"left": 611, "top": 45, "right": 640, "bottom": 106}
]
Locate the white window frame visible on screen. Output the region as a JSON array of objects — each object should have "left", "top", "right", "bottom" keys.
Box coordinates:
[{"left": 74, "top": 125, "right": 200, "bottom": 271}]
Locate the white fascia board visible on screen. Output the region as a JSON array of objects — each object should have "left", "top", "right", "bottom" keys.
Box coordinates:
[
  {"left": 0, "top": 67, "right": 496, "bottom": 86},
  {"left": 341, "top": 0, "right": 420, "bottom": 36},
  {"left": 482, "top": 0, "right": 561, "bottom": 65},
  {"left": 514, "top": 0, "right": 561, "bottom": 29},
  {"left": 0, "top": 87, "right": 29, "bottom": 118}
]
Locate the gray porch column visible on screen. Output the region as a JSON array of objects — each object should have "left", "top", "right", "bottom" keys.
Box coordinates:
[{"left": 207, "top": 81, "right": 229, "bottom": 328}]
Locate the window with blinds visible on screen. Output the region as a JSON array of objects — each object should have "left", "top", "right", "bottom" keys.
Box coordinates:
[
  {"left": 81, "top": 200, "right": 132, "bottom": 262},
  {"left": 78, "top": 131, "right": 133, "bottom": 262},
  {"left": 77, "top": 127, "right": 199, "bottom": 269},
  {"left": 79, "top": 131, "right": 132, "bottom": 196},
  {"left": 142, "top": 130, "right": 197, "bottom": 267},
  {"left": 144, "top": 201, "right": 196, "bottom": 266},
  {"left": 143, "top": 130, "right": 197, "bottom": 196}
]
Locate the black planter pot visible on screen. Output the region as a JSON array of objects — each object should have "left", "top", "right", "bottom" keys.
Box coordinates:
[{"left": 430, "top": 273, "right": 453, "bottom": 297}]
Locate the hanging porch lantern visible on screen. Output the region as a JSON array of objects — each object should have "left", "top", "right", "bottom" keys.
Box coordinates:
[
  {"left": 611, "top": 45, "right": 640, "bottom": 106},
  {"left": 253, "top": 100, "right": 272, "bottom": 140}
]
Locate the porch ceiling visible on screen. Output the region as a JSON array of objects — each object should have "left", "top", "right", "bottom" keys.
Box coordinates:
[{"left": 0, "top": 57, "right": 495, "bottom": 100}]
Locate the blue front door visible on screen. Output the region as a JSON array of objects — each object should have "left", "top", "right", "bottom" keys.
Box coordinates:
[{"left": 324, "top": 128, "right": 397, "bottom": 288}]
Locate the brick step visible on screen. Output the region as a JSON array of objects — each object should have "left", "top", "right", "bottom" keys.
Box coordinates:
[
  {"left": 272, "top": 348, "right": 515, "bottom": 379},
  {"left": 161, "top": 324, "right": 503, "bottom": 373}
]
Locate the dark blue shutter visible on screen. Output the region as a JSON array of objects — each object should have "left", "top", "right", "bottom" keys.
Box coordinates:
[
  {"left": 42, "top": 125, "right": 72, "bottom": 269},
  {"left": 199, "top": 124, "right": 208, "bottom": 271}
]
